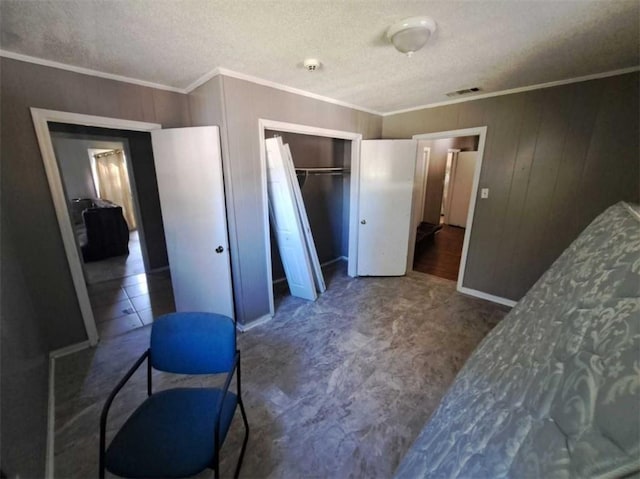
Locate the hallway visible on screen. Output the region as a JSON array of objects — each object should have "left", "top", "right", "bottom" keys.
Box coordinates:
[{"left": 413, "top": 225, "right": 465, "bottom": 281}]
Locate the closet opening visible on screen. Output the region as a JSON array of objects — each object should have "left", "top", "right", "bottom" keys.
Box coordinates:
[
  {"left": 266, "top": 130, "right": 351, "bottom": 308},
  {"left": 258, "top": 120, "right": 362, "bottom": 320}
]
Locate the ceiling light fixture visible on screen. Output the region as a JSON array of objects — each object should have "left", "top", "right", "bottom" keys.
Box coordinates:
[{"left": 387, "top": 16, "right": 437, "bottom": 57}]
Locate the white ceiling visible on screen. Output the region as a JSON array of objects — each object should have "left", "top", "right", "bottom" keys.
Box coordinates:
[{"left": 1, "top": 0, "right": 638, "bottom": 114}]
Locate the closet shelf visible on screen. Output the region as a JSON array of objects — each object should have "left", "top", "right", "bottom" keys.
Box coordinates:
[{"left": 295, "top": 167, "right": 350, "bottom": 176}]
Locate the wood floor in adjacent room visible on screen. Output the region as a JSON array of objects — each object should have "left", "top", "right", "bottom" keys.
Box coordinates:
[
  {"left": 413, "top": 225, "right": 465, "bottom": 281},
  {"left": 54, "top": 262, "right": 508, "bottom": 478}
]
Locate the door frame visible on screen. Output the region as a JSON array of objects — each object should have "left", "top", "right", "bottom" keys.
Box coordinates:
[
  {"left": 412, "top": 127, "right": 487, "bottom": 297},
  {"left": 258, "top": 119, "right": 362, "bottom": 317},
  {"left": 406, "top": 144, "right": 431, "bottom": 270},
  {"left": 418, "top": 146, "right": 431, "bottom": 222},
  {"left": 442, "top": 149, "right": 461, "bottom": 224},
  {"left": 31, "top": 108, "right": 162, "bottom": 346}
]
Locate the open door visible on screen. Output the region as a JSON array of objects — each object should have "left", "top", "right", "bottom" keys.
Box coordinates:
[
  {"left": 151, "top": 126, "right": 234, "bottom": 318},
  {"left": 447, "top": 151, "right": 477, "bottom": 227},
  {"left": 265, "top": 137, "right": 317, "bottom": 301},
  {"left": 357, "top": 140, "right": 417, "bottom": 276}
]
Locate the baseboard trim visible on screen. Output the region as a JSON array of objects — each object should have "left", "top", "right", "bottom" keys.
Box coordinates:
[
  {"left": 46, "top": 358, "right": 56, "bottom": 479},
  {"left": 236, "top": 314, "right": 273, "bottom": 332},
  {"left": 47, "top": 340, "right": 93, "bottom": 476},
  {"left": 272, "top": 257, "right": 348, "bottom": 285},
  {"left": 49, "top": 339, "right": 92, "bottom": 359},
  {"left": 321, "top": 256, "right": 347, "bottom": 267},
  {"left": 148, "top": 266, "right": 170, "bottom": 274},
  {"left": 457, "top": 286, "right": 518, "bottom": 307}
]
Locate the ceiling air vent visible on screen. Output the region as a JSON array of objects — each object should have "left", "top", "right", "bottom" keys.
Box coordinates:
[{"left": 446, "top": 87, "right": 481, "bottom": 97}]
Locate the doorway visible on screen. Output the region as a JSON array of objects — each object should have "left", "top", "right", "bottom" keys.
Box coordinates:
[
  {"left": 265, "top": 129, "right": 351, "bottom": 307},
  {"left": 258, "top": 120, "right": 362, "bottom": 321},
  {"left": 47, "top": 123, "right": 177, "bottom": 339},
  {"left": 32, "top": 109, "right": 174, "bottom": 346},
  {"left": 409, "top": 127, "right": 487, "bottom": 290},
  {"left": 49, "top": 127, "right": 145, "bottom": 284}
]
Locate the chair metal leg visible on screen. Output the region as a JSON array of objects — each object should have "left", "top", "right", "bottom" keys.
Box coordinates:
[{"left": 234, "top": 398, "right": 250, "bottom": 479}]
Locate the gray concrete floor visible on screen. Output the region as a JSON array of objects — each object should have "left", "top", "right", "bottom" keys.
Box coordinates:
[{"left": 54, "top": 262, "right": 508, "bottom": 478}]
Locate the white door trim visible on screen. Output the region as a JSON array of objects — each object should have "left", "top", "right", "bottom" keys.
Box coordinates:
[
  {"left": 258, "top": 119, "right": 362, "bottom": 317},
  {"left": 442, "top": 149, "right": 461, "bottom": 224},
  {"left": 412, "top": 127, "right": 506, "bottom": 304},
  {"left": 30, "top": 108, "right": 161, "bottom": 346},
  {"left": 419, "top": 146, "right": 431, "bottom": 222},
  {"left": 406, "top": 144, "right": 431, "bottom": 271}
]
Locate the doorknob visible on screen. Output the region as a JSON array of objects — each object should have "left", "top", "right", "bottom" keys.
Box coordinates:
[
  {"left": 215, "top": 246, "right": 224, "bottom": 253},
  {"left": 360, "top": 219, "right": 366, "bottom": 225}
]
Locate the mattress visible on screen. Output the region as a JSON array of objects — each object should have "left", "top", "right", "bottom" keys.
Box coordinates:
[{"left": 395, "top": 202, "right": 640, "bottom": 478}]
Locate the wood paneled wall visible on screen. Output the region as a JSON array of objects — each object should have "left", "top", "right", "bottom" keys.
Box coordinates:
[
  {"left": 190, "top": 75, "right": 382, "bottom": 325},
  {"left": 383, "top": 72, "right": 640, "bottom": 300},
  {"left": 0, "top": 57, "right": 191, "bottom": 477}
]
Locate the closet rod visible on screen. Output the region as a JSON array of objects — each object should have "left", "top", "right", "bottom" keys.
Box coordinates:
[{"left": 295, "top": 167, "right": 350, "bottom": 176}]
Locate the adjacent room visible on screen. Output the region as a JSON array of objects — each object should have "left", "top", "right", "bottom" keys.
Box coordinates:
[
  {"left": 2, "top": 1, "right": 638, "bottom": 478},
  {"left": 48, "top": 123, "right": 176, "bottom": 339},
  {"left": 412, "top": 135, "right": 480, "bottom": 281}
]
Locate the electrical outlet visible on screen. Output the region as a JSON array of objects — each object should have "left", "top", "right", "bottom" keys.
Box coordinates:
[{"left": 481, "top": 188, "right": 489, "bottom": 199}]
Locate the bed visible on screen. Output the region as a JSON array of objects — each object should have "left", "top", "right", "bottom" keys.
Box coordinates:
[{"left": 395, "top": 201, "right": 640, "bottom": 478}]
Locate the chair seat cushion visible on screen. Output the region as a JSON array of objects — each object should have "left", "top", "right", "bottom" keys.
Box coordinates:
[{"left": 105, "top": 387, "right": 237, "bottom": 478}]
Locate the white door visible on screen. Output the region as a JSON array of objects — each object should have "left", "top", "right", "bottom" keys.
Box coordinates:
[
  {"left": 151, "top": 126, "right": 234, "bottom": 318},
  {"left": 265, "top": 137, "right": 317, "bottom": 301},
  {"left": 357, "top": 140, "right": 417, "bottom": 276},
  {"left": 283, "top": 144, "right": 326, "bottom": 293},
  {"left": 448, "top": 151, "right": 476, "bottom": 227}
]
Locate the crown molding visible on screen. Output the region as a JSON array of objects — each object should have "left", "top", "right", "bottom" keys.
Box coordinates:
[
  {"left": 2, "top": 49, "right": 637, "bottom": 118},
  {"left": 0, "top": 49, "right": 186, "bottom": 93},
  {"left": 183, "top": 66, "right": 223, "bottom": 93},
  {"left": 186, "top": 66, "right": 383, "bottom": 116},
  {"left": 0, "top": 49, "right": 381, "bottom": 115},
  {"left": 382, "top": 66, "right": 640, "bottom": 117}
]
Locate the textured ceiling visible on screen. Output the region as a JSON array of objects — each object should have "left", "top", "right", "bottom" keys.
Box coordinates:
[{"left": 1, "top": 0, "right": 638, "bottom": 113}]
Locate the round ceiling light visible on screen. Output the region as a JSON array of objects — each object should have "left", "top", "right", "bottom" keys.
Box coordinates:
[{"left": 387, "top": 16, "right": 437, "bottom": 57}]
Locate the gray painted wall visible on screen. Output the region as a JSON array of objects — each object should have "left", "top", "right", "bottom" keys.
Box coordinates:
[
  {"left": 190, "top": 75, "right": 382, "bottom": 325},
  {"left": 265, "top": 131, "right": 349, "bottom": 280},
  {"left": 0, "top": 57, "right": 191, "bottom": 477},
  {"left": 384, "top": 72, "right": 640, "bottom": 301},
  {"left": 50, "top": 135, "right": 117, "bottom": 201}
]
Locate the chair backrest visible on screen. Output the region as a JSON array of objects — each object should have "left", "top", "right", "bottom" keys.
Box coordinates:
[{"left": 150, "top": 312, "right": 236, "bottom": 374}]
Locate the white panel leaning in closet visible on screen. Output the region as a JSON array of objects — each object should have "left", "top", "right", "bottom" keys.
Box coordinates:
[
  {"left": 265, "top": 137, "right": 322, "bottom": 301},
  {"left": 282, "top": 143, "right": 327, "bottom": 293}
]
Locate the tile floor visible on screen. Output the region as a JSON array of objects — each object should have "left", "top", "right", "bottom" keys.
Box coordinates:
[
  {"left": 84, "top": 230, "right": 146, "bottom": 285},
  {"left": 88, "top": 270, "right": 175, "bottom": 339}
]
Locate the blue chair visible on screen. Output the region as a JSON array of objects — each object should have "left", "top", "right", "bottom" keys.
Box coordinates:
[{"left": 99, "top": 312, "right": 249, "bottom": 478}]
